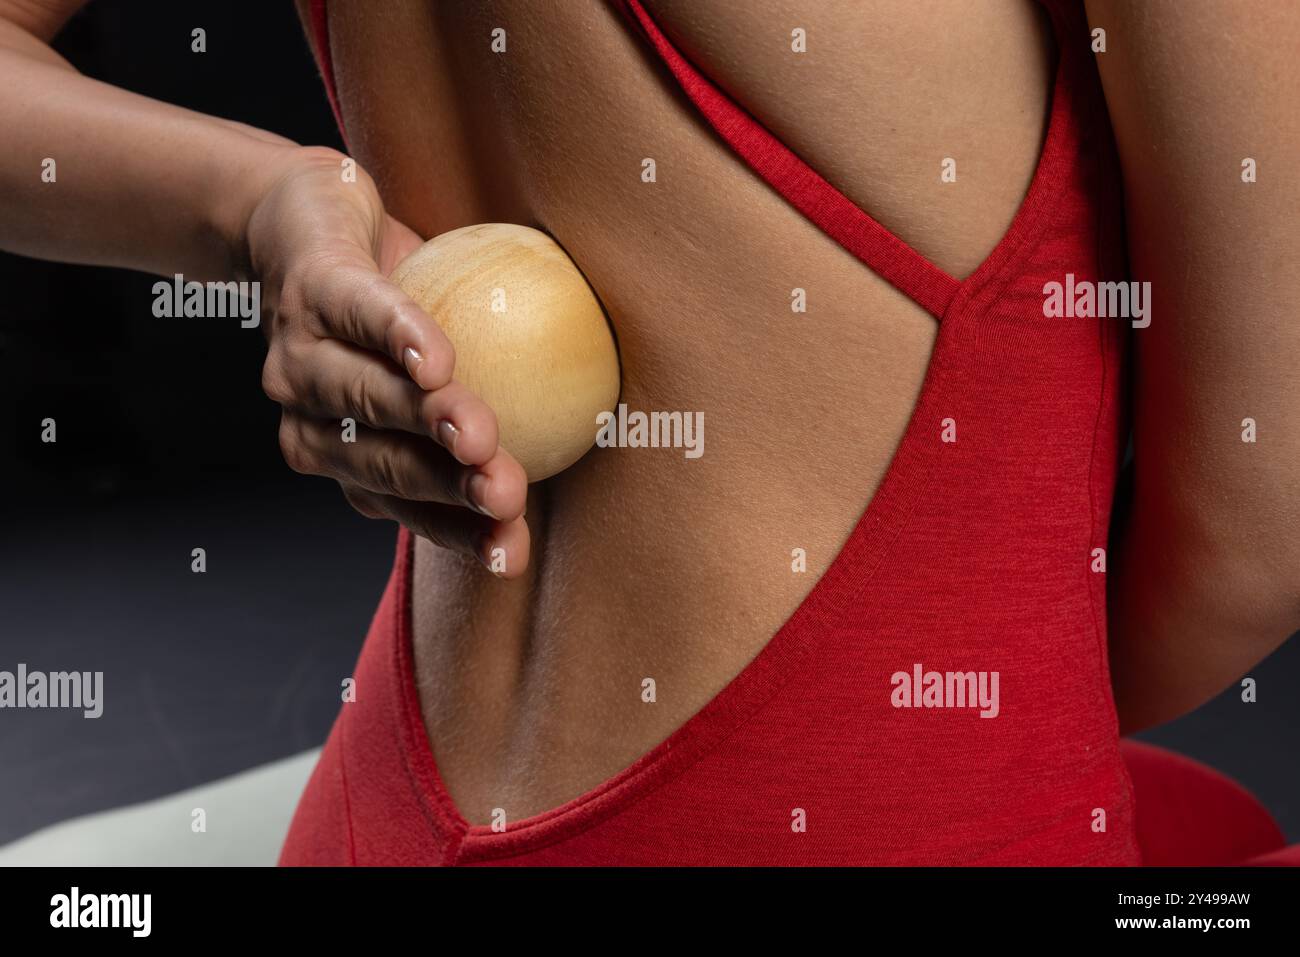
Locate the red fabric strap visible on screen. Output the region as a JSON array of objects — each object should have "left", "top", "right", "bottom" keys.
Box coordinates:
[{"left": 619, "top": 0, "right": 961, "bottom": 319}]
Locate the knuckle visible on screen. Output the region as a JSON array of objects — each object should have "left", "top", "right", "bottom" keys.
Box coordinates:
[
  {"left": 370, "top": 445, "right": 407, "bottom": 498},
  {"left": 281, "top": 333, "right": 312, "bottom": 371},
  {"left": 361, "top": 278, "right": 399, "bottom": 344},
  {"left": 280, "top": 336, "right": 325, "bottom": 407},
  {"left": 276, "top": 276, "right": 310, "bottom": 323},
  {"left": 261, "top": 353, "right": 293, "bottom": 406},
  {"left": 278, "top": 419, "right": 317, "bottom": 475},
  {"left": 346, "top": 365, "right": 380, "bottom": 425},
  {"left": 289, "top": 253, "right": 351, "bottom": 324},
  {"left": 330, "top": 274, "right": 372, "bottom": 344}
]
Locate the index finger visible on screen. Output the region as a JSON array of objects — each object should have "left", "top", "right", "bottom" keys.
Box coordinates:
[{"left": 300, "top": 256, "right": 454, "bottom": 391}]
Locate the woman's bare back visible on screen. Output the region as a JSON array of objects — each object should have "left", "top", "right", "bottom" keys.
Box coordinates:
[{"left": 314, "top": 0, "right": 1053, "bottom": 823}]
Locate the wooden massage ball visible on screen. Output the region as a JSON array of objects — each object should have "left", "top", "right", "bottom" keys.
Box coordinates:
[{"left": 390, "top": 224, "right": 621, "bottom": 482}]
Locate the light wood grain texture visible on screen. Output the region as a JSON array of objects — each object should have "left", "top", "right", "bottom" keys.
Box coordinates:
[{"left": 391, "top": 223, "right": 621, "bottom": 481}]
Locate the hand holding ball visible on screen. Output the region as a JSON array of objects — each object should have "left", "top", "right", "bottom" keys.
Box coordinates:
[{"left": 391, "top": 224, "right": 620, "bottom": 482}]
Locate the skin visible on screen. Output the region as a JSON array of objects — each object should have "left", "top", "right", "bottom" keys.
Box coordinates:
[
  {"left": 2, "top": 0, "right": 1296, "bottom": 826},
  {"left": 1086, "top": 0, "right": 1300, "bottom": 732},
  {"left": 323, "top": 0, "right": 1052, "bottom": 821},
  {"left": 0, "top": 0, "right": 531, "bottom": 570}
]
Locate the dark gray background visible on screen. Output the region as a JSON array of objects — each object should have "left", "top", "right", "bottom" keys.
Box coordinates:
[{"left": 1, "top": 0, "right": 1296, "bottom": 848}]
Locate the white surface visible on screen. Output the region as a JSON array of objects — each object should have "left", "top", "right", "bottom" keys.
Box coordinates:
[{"left": 0, "top": 748, "right": 321, "bottom": 867}]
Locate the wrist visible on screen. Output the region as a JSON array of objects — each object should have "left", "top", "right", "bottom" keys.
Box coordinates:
[{"left": 210, "top": 137, "right": 305, "bottom": 283}]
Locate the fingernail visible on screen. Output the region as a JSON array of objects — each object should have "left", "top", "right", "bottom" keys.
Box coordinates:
[
  {"left": 437, "top": 419, "right": 459, "bottom": 454},
  {"left": 403, "top": 346, "right": 423, "bottom": 380},
  {"left": 466, "top": 472, "right": 499, "bottom": 518}
]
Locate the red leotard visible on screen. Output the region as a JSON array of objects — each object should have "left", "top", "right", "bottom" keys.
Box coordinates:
[{"left": 283, "top": 0, "right": 1297, "bottom": 866}]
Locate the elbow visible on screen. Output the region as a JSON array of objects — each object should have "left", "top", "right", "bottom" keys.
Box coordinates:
[
  {"left": 1163, "top": 466, "right": 1300, "bottom": 640},
  {"left": 1108, "top": 505, "right": 1300, "bottom": 736},
  {"left": 1197, "top": 504, "right": 1300, "bottom": 641}
]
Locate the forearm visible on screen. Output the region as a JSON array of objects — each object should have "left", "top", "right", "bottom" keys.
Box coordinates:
[{"left": 0, "top": 18, "right": 295, "bottom": 281}]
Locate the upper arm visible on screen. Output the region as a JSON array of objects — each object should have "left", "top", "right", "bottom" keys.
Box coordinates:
[{"left": 1086, "top": 0, "right": 1300, "bottom": 604}]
